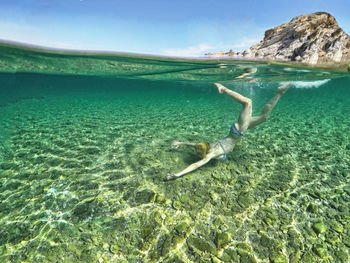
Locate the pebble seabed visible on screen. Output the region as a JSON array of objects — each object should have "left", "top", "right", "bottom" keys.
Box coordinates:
[{"left": 0, "top": 76, "right": 349, "bottom": 263}]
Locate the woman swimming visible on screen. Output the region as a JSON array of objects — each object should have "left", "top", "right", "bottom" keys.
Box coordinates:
[{"left": 166, "top": 82, "right": 290, "bottom": 180}]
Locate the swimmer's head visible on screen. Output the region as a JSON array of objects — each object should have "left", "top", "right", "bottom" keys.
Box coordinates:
[{"left": 195, "top": 142, "right": 210, "bottom": 158}]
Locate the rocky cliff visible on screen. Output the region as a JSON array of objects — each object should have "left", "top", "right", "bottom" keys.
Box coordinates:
[{"left": 238, "top": 12, "right": 350, "bottom": 65}]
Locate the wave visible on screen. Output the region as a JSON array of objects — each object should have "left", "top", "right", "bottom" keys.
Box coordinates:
[
  {"left": 283, "top": 67, "right": 311, "bottom": 72},
  {"left": 280, "top": 79, "right": 330, "bottom": 88}
]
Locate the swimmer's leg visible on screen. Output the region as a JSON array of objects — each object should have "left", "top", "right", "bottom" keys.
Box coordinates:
[
  {"left": 248, "top": 83, "right": 291, "bottom": 129},
  {"left": 214, "top": 83, "right": 252, "bottom": 133},
  {"left": 166, "top": 152, "right": 216, "bottom": 180}
]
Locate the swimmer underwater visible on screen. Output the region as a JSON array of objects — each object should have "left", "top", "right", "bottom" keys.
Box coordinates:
[{"left": 166, "top": 82, "right": 291, "bottom": 180}]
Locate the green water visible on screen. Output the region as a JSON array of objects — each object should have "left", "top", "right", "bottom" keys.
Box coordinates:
[{"left": 0, "top": 45, "right": 350, "bottom": 263}]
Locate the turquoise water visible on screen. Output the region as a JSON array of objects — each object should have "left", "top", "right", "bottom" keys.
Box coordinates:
[{"left": 0, "top": 45, "right": 350, "bottom": 263}]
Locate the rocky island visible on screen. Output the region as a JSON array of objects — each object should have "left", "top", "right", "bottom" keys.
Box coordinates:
[{"left": 211, "top": 12, "right": 350, "bottom": 65}]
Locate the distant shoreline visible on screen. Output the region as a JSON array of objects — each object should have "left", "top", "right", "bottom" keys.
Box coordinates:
[{"left": 0, "top": 39, "right": 349, "bottom": 72}]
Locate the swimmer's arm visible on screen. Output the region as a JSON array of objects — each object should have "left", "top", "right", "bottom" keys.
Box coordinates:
[{"left": 166, "top": 152, "right": 216, "bottom": 180}]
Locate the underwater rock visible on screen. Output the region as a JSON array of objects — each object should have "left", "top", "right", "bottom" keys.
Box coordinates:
[
  {"left": 306, "top": 203, "right": 318, "bottom": 213},
  {"left": 155, "top": 234, "right": 172, "bottom": 258},
  {"left": 270, "top": 252, "right": 288, "bottom": 263},
  {"left": 78, "top": 180, "right": 100, "bottom": 190},
  {"left": 80, "top": 248, "right": 98, "bottom": 262},
  {"left": 163, "top": 255, "right": 186, "bottom": 263},
  {"left": 343, "top": 236, "right": 350, "bottom": 247},
  {"left": 72, "top": 198, "right": 97, "bottom": 220},
  {"left": 155, "top": 194, "right": 166, "bottom": 204},
  {"left": 259, "top": 231, "right": 280, "bottom": 250},
  {"left": 325, "top": 231, "right": 340, "bottom": 244},
  {"left": 141, "top": 225, "right": 155, "bottom": 242},
  {"left": 4, "top": 180, "right": 22, "bottom": 190},
  {"left": 209, "top": 191, "right": 219, "bottom": 203},
  {"left": 224, "top": 248, "right": 240, "bottom": 261},
  {"left": 174, "top": 221, "right": 189, "bottom": 235},
  {"left": 1, "top": 222, "right": 31, "bottom": 245},
  {"left": 179, "top": 193, "right": 191, "bottom": 204},
  {"left": 83, "top": 146, "right": 101, "bottom": 155},
  {"left": 172, "top": 200, "right": 182, "bottom": 210},
  {"left": 262, "top": 209, "right": 278, "bottom": 226},
  {"left": 133, "top": 189, "right": 156, "bottom": 205},
  {"left": 335, "top": 250, "right": 349, "bottom": 262},
  {"left": 328, "top": 219, "right": 343, "bottom": 233},
  {"left": 105, "top": 217, "right": 127, "bottom": 233},
  {"left": 139, "top": 214, "right": 161, "bottom": 248},
  {"left": 289, "top": 251, "right": 301, "bottom": 263},
  {"left": 236, "top": 242, "right": 253, "bottom": 253},
  {"left": 238, "top": 251, "right": 258, "bottom": 263},
  {"left": 344, "top": 223, "right": 350, "bottom": 232},
  {"left": 237, "top": 192, "right": 253, "bottom": 208},
  {"left": 312, "top": 222, "right": 327, "bottom": 235},
  {"left": 0, "top": 160, "right": 16, "bottom": 170},
  {"left": 313, "top": 244, "right": 328, "bottom": 258},
  {"left": 109, "top": 243, "right": 119, "bottom": 254},
  {"left": 217, "top": 251, "right": 232, "bottom": 262},
  {"left": 300, "top": 250, "right": 318, "bottom": 262},
  {"left": 187, "top": 236, "right": 216, "bottom": 254},
  {"left": 215, "top": 232, "right": 231, "bottom": 249},
  {"left": 214, "top": 216, "right": 225, "bottom": 228}
]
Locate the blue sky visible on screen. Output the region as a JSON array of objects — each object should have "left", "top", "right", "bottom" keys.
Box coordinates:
[{"left": 0, "top": 0, "right": 349, "bottom": 57}]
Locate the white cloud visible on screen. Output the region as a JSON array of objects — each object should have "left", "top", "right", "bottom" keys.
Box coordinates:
[
  {"left": 161, "top": 38, "right": 259, "bottom": 57},
  {"left": 161, "top": 44, "right": 215, "bottom": 57}
]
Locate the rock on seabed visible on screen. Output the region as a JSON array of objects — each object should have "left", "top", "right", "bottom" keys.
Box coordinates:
[{"left": 312, "top": 222, "right": 327, "bottom": 235}]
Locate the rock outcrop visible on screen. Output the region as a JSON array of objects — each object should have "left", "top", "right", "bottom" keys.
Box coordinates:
[
  {"left": 239, "top": 12, "right": 350, "bottom": 64},
  {"left": 205, "top": 49, "right": 235, "bottom": 57}
]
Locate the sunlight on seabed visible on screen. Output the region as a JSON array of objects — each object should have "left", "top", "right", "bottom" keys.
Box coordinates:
[{"left": 0, "top": 43, "right": 349, "bottom": 263}]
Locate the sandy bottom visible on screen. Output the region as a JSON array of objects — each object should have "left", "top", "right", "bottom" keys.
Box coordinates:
[{"left": 0, "top": 76, "right": 349, "bottom": 262}]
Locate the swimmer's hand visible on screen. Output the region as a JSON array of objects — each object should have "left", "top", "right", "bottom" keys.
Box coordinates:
[
  {"left": 171, "top": 141, "right": 181, "bottom": 148},
  {"left": 165, "top": 173, "right": 177, "bottom": 181},
  {"left": 214, "top": 83, "right": 225, "bottom": 94}
]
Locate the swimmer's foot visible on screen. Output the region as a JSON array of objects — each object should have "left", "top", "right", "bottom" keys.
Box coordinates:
[
  {"left": 278, "top": 83, "right": 291, "bottom": 95},
  {"left": 214, "top": 83, "right": 225, "bottom": 94}
]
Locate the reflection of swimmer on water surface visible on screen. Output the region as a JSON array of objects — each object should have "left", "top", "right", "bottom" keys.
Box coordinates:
[
  {"left": 166, "top": 82, "right": 291, "bottom": 180},
  {"left": 236, "top": 66, "right": 293, "bottom": 82},
  {"left": 236, "top": 67, "right": 257, "bottom": 79}
]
